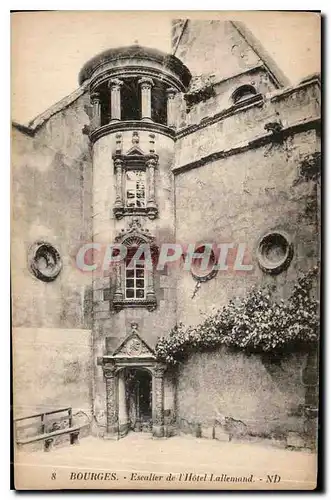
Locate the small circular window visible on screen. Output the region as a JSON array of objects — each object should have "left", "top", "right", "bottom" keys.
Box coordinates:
[
  {"left": 257, "top": 232, "right": 293, "bottom": 275},
  {"left": 190, "top": 245, "right": 218, "bottom": 282},
  {"left": 28, "top": 242, "right": 62, "bottom": 282}
]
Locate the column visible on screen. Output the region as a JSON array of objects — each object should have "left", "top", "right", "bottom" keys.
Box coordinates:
[
  {"left": 152, "top": 365, "right": 166, "bottom": 437},
  {"left": 90, "top": 92, "right": 101, "bottom": 130},
  {"left": 146, "top": 157, "right": 158, "bottom": 219},
  {"left": 138, "top": 77, "right": 154, "bottom": 121},
  {"left": 113, "top": 263, "right": 124, "bottom": 303},
  {"left": 108, "top": 79, "right": 123, "bottom": 121},
  {"left": 146, "top": 260, "right": 157, "bottom": 309},
  {"left": 118, "top": 370, "right": 129, "bottom": 437},
  {"left": 113, "top": 158, "right": 124, "bottom": 218},
  {"left": 104, "top": 365, "right": 118, "bottom": 438},
  {"left": 166, "top": 87, "right": 177, "bottom": 128}
]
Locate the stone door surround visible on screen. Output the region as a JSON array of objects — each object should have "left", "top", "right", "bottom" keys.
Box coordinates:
[{"left": 98, "top": 329, "right": 166, "bottom": 438}]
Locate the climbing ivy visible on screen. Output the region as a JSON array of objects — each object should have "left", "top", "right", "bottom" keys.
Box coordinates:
[
  {"left": 299, "top": 152, "right": 321, "bottom": 182},
  {"left": 293, "top": 151, "right": 321, "bottom": 185},
  {"left": 155, "top": 267, "right": 319, "bottom": 365}
]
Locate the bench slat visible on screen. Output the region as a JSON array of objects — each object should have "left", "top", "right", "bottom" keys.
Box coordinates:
[
  {"left": 14, "top": 407, "right": 72, "bottom": 423},
  {"left": 17, "top": 426, "right": 80, "bottom": 445}
]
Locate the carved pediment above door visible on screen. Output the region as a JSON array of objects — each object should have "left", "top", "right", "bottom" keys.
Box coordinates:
[{"left": 112, "top": 333, "right": 156, "bottom": 359}]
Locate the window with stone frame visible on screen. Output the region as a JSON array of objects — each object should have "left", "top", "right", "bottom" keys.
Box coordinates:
[
  {"left": 112, "top": 219, "right": 158, "bottom": 312},
  {"left": 113, "top": 142, "right": 158, "bottom": 220}
]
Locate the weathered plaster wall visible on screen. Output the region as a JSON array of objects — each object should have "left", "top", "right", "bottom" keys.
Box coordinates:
[
  {"left": 174, "top": 79, "right": 320, "bottom": 327},
  {"left": 175, "top": 130, "right": 319, "bottom": 327},
  {"left": 12, "top": 93, "right": 93, "bottom": 329},
  {"left": 174, "top": 79, "right": 320, "bottom": 170},
  {"left": 13, "top": 327, "right": 92, "bottom": 419},
  {"left": 176, "top": 348, "right": 308, "bottom": 442},
  {"left": 12, "top": 92, "right": 93, "bottom": 417},
  {"left": 183, "top": 68, "right": 276, "bottom": 127},
  {"left": 171, "top": 74, "right": 320, "bottom": 447}
]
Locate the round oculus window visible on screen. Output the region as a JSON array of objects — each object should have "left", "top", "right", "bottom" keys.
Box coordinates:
[{"left": 257, "top": 232, "right": 293, "bottom": 275}]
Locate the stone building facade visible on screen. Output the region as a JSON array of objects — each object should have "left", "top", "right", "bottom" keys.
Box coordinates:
[{"left": 12, "top": 20, "right": 320, "bottom": 446}]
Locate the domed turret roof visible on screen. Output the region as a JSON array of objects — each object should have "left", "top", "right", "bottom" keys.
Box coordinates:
[{"left": 78, "top": 44, "right": 191, "bottom": 88}]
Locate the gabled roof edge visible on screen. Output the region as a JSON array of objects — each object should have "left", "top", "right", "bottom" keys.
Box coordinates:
[
  {"left": 230, "top": 20, "right": 291, "bottom": 89},
  {"left": 12, "top": 81, "right": 89, "bottom": 137}
]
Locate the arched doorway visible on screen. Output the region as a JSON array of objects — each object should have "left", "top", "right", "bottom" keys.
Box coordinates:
[
  {"left": 118, "top": 367, "right": 153, "bottom": 436},
  {"left": 101, "top": 332, "right": 166, "bottom": 438},
  {"left": 126, "top": 368, "right": 152, "bottom": 432}
]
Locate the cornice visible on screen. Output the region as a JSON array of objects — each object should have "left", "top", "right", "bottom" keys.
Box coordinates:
[
  {"left": 173, "top": 116, "right": 320, "bottom": 176},
  {"left": 176, "top": 76, "right": 321, "bottom": 141},
  {"left": 78, "top": 44, "right": 191, "bottom": 89},
  {"left": 176, "top": 93, "right": 264, "bottom": 139},
  {"left": 269, "top": 75, "right": 321, "bottom": 102},
  {"left": 90, "top": 120, "right": 176, "bottom": 143},
  {"left": 90, "top": 65, "right": 186, "bottom": 93}
]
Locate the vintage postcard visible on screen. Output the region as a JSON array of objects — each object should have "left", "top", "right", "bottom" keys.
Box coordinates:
[{"left": 11, "top": 10, "right": 321, "bottom": 490}]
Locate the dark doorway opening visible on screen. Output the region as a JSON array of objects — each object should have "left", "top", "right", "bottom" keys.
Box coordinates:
[{"left": 126, "top": 368, "right": 152, "bottom": 433}]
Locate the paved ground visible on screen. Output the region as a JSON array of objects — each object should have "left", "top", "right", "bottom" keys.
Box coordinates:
[{"left": 14, "top": 432, "right": 317, "bottom": 490}]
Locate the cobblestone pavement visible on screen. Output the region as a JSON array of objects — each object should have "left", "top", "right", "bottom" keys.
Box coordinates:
[{"left": 14, "top": 432, "right": 317, "bottom": 490}]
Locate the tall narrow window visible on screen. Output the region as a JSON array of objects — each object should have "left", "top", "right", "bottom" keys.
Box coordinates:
[
  {"left": 112, "top": 221, "right": 158, "bottom": 311},
  {"left": 126, "top": 171, "right": 146, "bottom": 209},
  {"left": 112, "top": 143, "right": 159, "bottom": 220},
  {"left": 125, "top": 250, "right": 146, "bottom": 299}
]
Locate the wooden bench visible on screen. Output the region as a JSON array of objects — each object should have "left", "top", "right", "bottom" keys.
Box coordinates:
[
  {"left": 14, "top": 407, "right": 81, "bottom": 452},
  {"left": 16, "top": 426, "right": 81, "bottom": 451}
]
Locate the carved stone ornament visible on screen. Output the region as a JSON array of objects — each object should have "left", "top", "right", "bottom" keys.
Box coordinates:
[
  {"left": 153, "top": 364, "right": 166, "bottom": 378},
  {"left": 28, "top": 241, "right": 62, "bottom": 282},
  {"left": 126, "top": 337, "right": 143, "bottom": 356},
  {"left": 114, "top": 218, "right": 156, "bottom": 246},
  {"left": 138, "top": 77, "right": 154, "bottom": 90},
  {"left": 113, "top": 332, "right": 155, "bottom": 359},
  {"left": 103, "top": 361, "right": 117, "bottom": 378},
  {"left": 257, "top": 231, "right": 293, "bottom": 275},
  {"left": 112, "top": 145, "right": 159, "bottom": 220}
]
